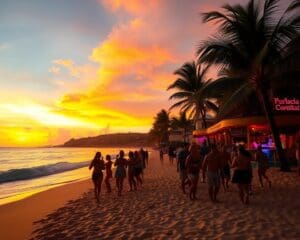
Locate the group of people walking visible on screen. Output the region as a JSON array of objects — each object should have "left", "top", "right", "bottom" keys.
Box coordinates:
[
  {"left": 89, "top": 148, "right": 148, "bottom": 202},
  {"left": 89, "top": 143, "right": 272, "bottom": 205},
  {"left": 176, "top": 142, "right": 271, "bottom": 205}
]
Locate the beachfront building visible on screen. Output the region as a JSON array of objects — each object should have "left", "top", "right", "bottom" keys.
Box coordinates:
[
  {"left": 169, "top": 128, "right": 193, "bottom": 144},
  {"left": 193, "top": 97, "right": 300, "bottom": 163}
]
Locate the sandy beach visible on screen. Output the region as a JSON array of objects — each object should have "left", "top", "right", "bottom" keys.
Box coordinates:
[{"left": 1, "top": 151, "right": 300, "bottom": 240}]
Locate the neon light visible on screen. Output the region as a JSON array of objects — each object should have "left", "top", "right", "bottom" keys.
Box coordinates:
[{"left": 274, "top": 97, "right": 300, "bottom": 111}]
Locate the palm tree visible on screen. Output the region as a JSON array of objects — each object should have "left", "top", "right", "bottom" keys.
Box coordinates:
[
  {"left": 197, "top": 0, "right": 300, "bottom": 171},
  {"left": 167, "top": 61, "right": 218, "bottom": 129},
  {"left": 170, "top": 112, "right": 194, "bottom": 143},
  {"left": 149, "top": 109, "right": 170, "bottom": 146}
]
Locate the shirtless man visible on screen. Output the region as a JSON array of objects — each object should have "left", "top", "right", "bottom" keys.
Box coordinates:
[{"left": 202, "top": 144, "right": 222, "bottom": 203}]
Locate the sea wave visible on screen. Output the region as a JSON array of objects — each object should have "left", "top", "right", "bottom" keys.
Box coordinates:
[{"left": 0, "top": 161, "right": 89, "bottom": 184}]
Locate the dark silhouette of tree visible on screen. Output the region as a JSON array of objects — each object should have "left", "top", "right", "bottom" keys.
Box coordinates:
[{"left": 197, "top": 0, "right": 300, "bottom": 171}]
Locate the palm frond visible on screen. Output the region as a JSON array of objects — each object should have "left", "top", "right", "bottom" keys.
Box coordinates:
[
  {"left": 205, "top": 100, "right": 219, "bottom": 113},
  {"left": 197, "top": 38, "right": 247, "bottom": 69},
  {"left": 167, "top": 79, "right": 191, "bottom": 91},
  {"left": 200, "top": 76, "right": 245, "bottom": 98},
  {"left": 217, "top": 82, "right": 254, "bottom": 119},
  {"left": 202, "top": 10, "right": 233, "bottom": 24},
  {"left": 287, "top": 0, "right": 300, "bottom": 12},
  {"left": 168, "top": 91, "right": 192, "bottom": 100},
  {"left": 271, "top": 0, "right": 300, "bottom": 47},
  {"left": 168, "top": 99, "right": 188, "bottom": 111}
]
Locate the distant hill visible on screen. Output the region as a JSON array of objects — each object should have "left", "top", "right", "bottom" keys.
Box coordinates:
[{"left": 61, "top": 133, "right": 152, "bottom": 147}]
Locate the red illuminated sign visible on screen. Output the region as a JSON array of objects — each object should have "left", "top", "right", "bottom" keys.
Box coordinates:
[{"left": 274, "top": 97, "right": 300, "bottom": 111}]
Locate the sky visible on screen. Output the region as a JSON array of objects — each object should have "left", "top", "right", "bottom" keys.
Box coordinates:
[{"left": 0, "top": 0, "right": 277, "bottom": 147}]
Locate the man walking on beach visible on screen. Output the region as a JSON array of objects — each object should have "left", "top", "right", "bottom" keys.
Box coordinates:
[
  {"left": 177, "top": 143, "right": 190, "bottom": 194},
  {"left": 219, "top": 145, "right": 231, "bottom": 191},
  {"left": 159, "top": 148, "right": 164, "bottom": 164},
  {"left": 202, "top": 144, "right": 222, "bottom": 203}
]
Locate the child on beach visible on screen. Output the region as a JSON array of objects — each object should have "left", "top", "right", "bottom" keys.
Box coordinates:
[
  {"left": 105, "top": 155, "right": 113, "bottom": 193},
  {"left": 89, "top": 152, "right": 105, "bottom": 202},
  {"left": 114, "top": 150, "right": 128, "bottom": 196}
]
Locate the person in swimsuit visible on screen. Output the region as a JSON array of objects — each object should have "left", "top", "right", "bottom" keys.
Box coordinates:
[
  {"left": 114, "top": 150, "right": 128, "bottom": 196},
  {"left": 128, "top": 151, "right": 137, "bottom": 191},
  {"left": 255, "top": 145, "right": 271, "bottom": 188},
  {"left": 202, "top": 144, "right": 222, "bottom": 203},
  {"left": 105, "top": 155, "right": 113, "bottom": 193},
  {"left": 89, "top": 152, "right": 105, "bottom": 202},
  {"left": 219, "top": 145, "right": 231, "bottom": 191},
  {"left": 231, "top": 145, "right": 253, "bottom": 205},
  {"left": 185, "top": 144, "right": 202, "bottom": 200}
]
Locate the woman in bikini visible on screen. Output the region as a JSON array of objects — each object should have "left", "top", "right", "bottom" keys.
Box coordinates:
[
  {"left": 105, "top": 154, "right": 113, "bottom": 193},
  {"left": 89, "top": 152, "right": 105, "bottom": 202},
  {"left": 231, "top": 145, "right": 253, "bottom": 204},
  {"left": 114, "top": 150, "right": 128, "bottom": 196}
]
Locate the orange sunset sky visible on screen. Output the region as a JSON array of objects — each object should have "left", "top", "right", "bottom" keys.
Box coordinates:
[{"left": 0, "top": 0, "right": 251, "bottom": 147}]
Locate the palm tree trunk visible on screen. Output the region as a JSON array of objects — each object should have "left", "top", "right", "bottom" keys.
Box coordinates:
[
  {"left": 259, "top": 87, "right": 290, "bottom": 171},
  {"left": 200, "top": 109, "right": 207, "bottom": 129},
  {"left": 183, "top": 128, "right": 187, "bottom": 143}
]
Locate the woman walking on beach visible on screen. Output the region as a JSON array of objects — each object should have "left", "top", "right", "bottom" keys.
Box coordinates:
[
  {"left": 89, "top": 152, "right": 105, "bottom": 202},
  {"left": 105, "top": 155, "right": 113, "bottom": 193},
  {"left": 186, "top": 144, "right": 202, "bottom": 200},
  {"left": 114, "top": 150, "right": 128, "bottom": 196},
  {"left": 128, "top": 151, "right": 137, "bottom": 191},
  {"left": 255, "top": 146, "right": 271, "bottom": 188},
  {"left": 133, "top": 150, "right": 143, "bottom": 187},
  {"left": 231, "top": 145, "right": 253, "bottom": 205}
]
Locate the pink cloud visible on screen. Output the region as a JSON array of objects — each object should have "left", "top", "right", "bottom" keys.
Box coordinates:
[{"left": 59, "top": 0, "right": 243, "bottom": 130}]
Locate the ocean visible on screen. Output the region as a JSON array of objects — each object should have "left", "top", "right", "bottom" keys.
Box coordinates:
[{"left": 0, "top": 147, "right": 136, "bottom": 205}]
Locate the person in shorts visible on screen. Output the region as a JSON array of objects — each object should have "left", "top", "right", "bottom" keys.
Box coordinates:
[
  {"left": 177, "top": 143, "right": 190, "bottom": 194},
  {"left": 202, "top": 144, "right": 222, "bottom": 203}
]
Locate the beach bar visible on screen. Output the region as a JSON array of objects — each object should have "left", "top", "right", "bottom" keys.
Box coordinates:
[{"left": 193, "top": 115, "right": 300, "bottom": 162}]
